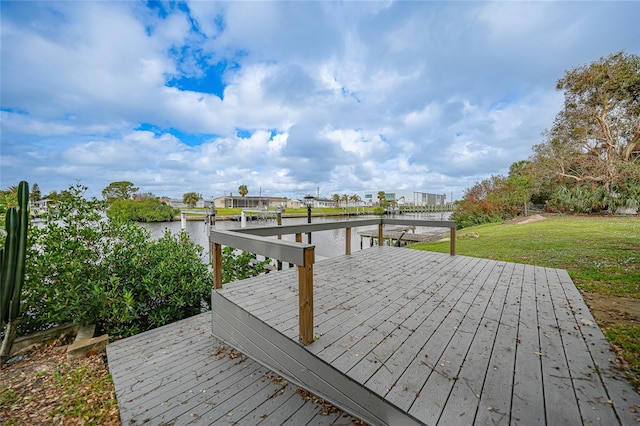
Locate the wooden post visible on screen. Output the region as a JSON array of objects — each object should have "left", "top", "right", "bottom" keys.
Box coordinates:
[
  {"left": 291, "top": 233, "right": 302, "bottom": 268},
  {"left": 277, "top": 212, "right": 282, "bottom": 271},
  {"left": 378, "top": 223, "right": 384, "bottom": 246},
  {"left": 212, "top": 242, "right": 223, "bottom": 289},
  {"left": 345, "top": 227, "right": 351, "bottom": 255},
  {"left": 450, "top": 227, "right": 456, "bottom": 256},
  {"left": 298, "top": 246, "right": 314, "bottom": 345}
]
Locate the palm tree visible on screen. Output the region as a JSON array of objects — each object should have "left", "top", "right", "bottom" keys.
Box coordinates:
[
  {"left": 341, "top": 194, "right": 349, "bottom": 208},
  {"left": 377, "top": 191, "right": 387, "bottom": 207},
  {"left": 331, "top": 193, "right": 340, "bottom": 207},
  {"left": 238, "top": 185, "right": 248, "bottom": 208},
  {"left": 349, "top": 194, "right": 361, "bottom": 213}
]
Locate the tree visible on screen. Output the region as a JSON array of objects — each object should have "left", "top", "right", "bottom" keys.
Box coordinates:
[
  {"left": 377, "top": 191, "right": 388, "bottom": 207},
  {"left": 102, "top": 181, "right": 139, "bottom": 203},
  {"left": 331, "top": 193, "right": 340, "bottom": 207},
  {"left": 237, "top": 185, "right": 248, "bottom": 208},
  {"left": 451, "top": 162, "right": 535, "bottom": 228},
  {"left": 31, "top": 183, "right": 41, "bottom": 203},
  {"left": 108, "top": 198, "right": 178, "bottom": 222},
  {"left": 183, "top": 192, "right": 202, "bottom": 208},
  {"left": 341, "top": 193, "right": 349, "bottom": 208},
  {"left": 44, "top": 190, "right": 60, "bottom": 201},
  {"left": 0, "top": 186, "right": 18, "bottom": 214},
  {"left": 531, "top": 51, "right": 640, "bottom": 210},
  {"left": 137, "top": 192, "right": 156, "bottom": 200}
]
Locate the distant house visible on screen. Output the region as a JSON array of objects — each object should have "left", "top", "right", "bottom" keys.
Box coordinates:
[
  {"left": 363, "top": 190, "right": 446, "bottom": 206},
  {"left": 167, "top": 198, "right": 205, "bottom": 209},
  {"left": 313, "top": 198, "right": 337, "bottom": 208},
  {"left": 286, "top": 199, "right": 301, "bottom": 209},
  {"left": 213, "top": 196, "right": 288, "bottom": 209},
  {"left": 30, "top": 199, "right": 55, "bottom": 216}
]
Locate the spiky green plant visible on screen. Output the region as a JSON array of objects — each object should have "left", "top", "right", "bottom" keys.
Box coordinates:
[{"left": 1, "top": 181, "right": 28, "bottom": 359}]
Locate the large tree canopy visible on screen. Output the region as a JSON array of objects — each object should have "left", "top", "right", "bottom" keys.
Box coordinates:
[
  {"left": 454, "top": 52, "right": 639, "bottom": 224},
  {"left": 102, "top": 181, "right": 139, "bottom": 202},
  {"left": 532, "top": 51, "right": 640, "bottom": 194}
]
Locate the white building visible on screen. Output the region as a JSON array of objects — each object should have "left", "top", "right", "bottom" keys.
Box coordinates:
[{"left": 363, "top": 190, "right": 446, "bottom": 206}]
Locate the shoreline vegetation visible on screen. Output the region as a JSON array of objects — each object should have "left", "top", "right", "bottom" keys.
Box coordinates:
[
  {"left": 179, "top": 207, "right": 375, "bottom": 221},
  {"left": 175, "top": 205, "right": 453, "bottom": 221}
]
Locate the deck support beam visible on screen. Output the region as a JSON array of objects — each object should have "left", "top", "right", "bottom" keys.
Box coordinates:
[
  {"left": 298, "top": 247, "right": 314, "bottom": 345},
  {"left": 378, "top": 223, "right": 383, "bottom": 246}
]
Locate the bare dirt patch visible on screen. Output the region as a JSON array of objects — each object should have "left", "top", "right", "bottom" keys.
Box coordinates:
[
  {"left": 505, "top": 214, "right": 548, "bottom": 225},
  {"left": 582, "top": 292, "right": 640, "bottom": 327}
]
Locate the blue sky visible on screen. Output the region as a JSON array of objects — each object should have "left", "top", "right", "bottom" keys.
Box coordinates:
[{"left": 1, "top": 1, "right": 638, "bottom": 201}]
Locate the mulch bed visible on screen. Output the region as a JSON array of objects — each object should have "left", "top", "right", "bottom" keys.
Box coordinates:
[{"left": 0, "top": 342, "right": 120, "bottom": 425}]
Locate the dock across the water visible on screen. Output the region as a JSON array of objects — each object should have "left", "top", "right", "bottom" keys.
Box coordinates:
[{"left": 358, "top": 226, "right": 446, "bottom": 247}]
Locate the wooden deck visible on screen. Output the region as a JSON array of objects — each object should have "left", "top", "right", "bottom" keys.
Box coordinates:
[
  {"left": 210, "top": 246, "right": 640, "bottom": 425},
  {"left": 107, "top": 313, "right": 360, "bottom": 425}
]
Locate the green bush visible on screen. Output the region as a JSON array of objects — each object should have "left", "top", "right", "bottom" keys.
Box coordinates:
[
  {"left": 107, "top": 198, "right": 178, "bottom": 222},
  {"left": 221, "top": 247, "right": 270, "bottom": 284},
  {"left": 95, "top": 229, "right": 212, "bottom": 338},
  {"left": 547, "top": 183, "right": 640, "bottom": 214},
  {"left": 450, "top": 210, "right": 503, "bottom": 229},
  {"left": 19, "top": 184, "right": 212, "bottom": 339}
]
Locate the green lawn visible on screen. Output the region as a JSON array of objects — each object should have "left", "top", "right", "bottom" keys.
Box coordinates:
[
  {"left": 412, "top": 215, "right": 640, "bottom": 297},
  {"left": 410, "top": 214, "right": 640, "bottom": 390}
]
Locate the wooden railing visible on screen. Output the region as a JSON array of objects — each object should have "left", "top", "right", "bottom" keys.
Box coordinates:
[{"left": 209, "top": 218, "right": 456, "bottom": 345}]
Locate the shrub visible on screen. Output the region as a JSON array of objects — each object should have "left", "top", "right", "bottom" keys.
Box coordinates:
[
  {"left": 96, "top": 229, "right": 212, "bottom": 338},
  {"left": 450, "top": 210, "right": 503, "bottom": 229},
  {"left": 107, "top": 198, "right": 178, "bottom": 222},
  {"left": 221, "top": 247, "right": 270, "bottom": 284},
  {"left": 19, "top": 184, "right": 212, "bottom": 339}
]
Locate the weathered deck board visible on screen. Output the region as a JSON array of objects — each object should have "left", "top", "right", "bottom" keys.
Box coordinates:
[
  {"left": 547, "top": 267, "right": 635, "bottom": 425},
  {"left": 212, "top": 246, "right": 640, "bottom": 425},
  {"left": 107, "top": 313, "right": 362, "bottom": 425}
]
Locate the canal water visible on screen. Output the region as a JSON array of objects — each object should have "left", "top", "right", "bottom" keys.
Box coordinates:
[{"left": 142, "top": 212, "right": 452, "bottom": 262}]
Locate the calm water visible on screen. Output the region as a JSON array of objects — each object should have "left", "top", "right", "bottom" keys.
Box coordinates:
[{"left": 142, "top": 212, "right": 451, "bottom": 262}]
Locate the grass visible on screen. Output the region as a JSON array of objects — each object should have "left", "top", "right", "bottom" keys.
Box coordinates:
[
  {"left": 605, "top": 324, "right": 640, "bottom": 377},
  {"left": 49, "top": 361, "right": 117, "bottom": 423},
  {"left": 412, "top": 215, "right": 640, "bottom": 297},
  {"left": 410, "top": 214, "right": 640, "bottom": 390}
]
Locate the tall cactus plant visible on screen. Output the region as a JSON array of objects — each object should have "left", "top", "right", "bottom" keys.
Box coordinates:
[{"left": 1, "top": 180, "right": 29, "bottom": 359}]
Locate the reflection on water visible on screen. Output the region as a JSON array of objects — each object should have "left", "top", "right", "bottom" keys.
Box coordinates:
[{"left": 142, "top": 212, "right": 451, "bottom": 262}]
